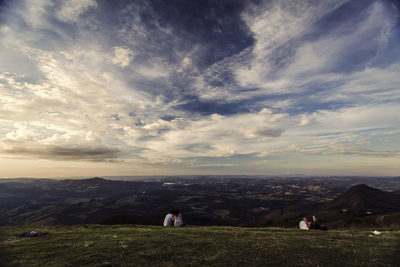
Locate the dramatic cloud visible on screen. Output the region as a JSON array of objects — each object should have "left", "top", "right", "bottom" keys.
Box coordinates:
[
  {"left": 0, "top": 0, "right": 399, "bottom": 177},
  {"left": 57, "top": 0, "right": 97, "bottom": 23},
  {"left": 0, "top": 128, "right": 120, "bottom": 161}
]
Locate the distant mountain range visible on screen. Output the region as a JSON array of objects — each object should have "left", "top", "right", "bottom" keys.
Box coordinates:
[{"left": 1, "top": 177, "right": 400, "bottom": 227}]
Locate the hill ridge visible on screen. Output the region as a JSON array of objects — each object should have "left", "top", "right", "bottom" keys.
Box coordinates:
[{"left": 325, "top": 184, "right": 400, "bottom": 216}]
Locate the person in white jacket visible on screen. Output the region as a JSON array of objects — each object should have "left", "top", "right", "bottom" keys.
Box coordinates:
[
  {"left": 163, "top": 211, "right": 174, "bottom": 226},
  {"left": 299, "top": 217, "right": 310, "bottom": 230}
]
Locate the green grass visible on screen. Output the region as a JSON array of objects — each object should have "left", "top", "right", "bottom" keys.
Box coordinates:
[{"left": 1, "top": 225, "right": 399, "bottom": 266}]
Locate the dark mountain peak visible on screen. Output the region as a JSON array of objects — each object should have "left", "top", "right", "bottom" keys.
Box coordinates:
[
  {"left": 348, "top": 183, "right": 376, "bottom": 191},
  {"left": 86, "top": 177, "right": 108, "bottom": 182},
  {"left": 327, "top": 184, "right": 400, "bottom": 216},
  {"left": 344, "top": 184, "right": 380, "bottom": 196}
]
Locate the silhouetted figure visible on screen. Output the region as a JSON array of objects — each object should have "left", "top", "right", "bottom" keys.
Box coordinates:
[
  {"left": 309, "top": 215, "right": 321, "bottom": 229},
  {"left": 309, "top": 215, "right": 328, "bottom": 230}
]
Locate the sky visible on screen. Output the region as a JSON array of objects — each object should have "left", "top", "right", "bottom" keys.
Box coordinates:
[{"left": 0, "top": 0, "right": 399, "bottom": 178}]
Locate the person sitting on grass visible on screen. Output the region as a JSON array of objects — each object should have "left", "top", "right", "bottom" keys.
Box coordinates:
[
  {"left": 309, "top": 215, "right": 321, "bottom": 229},
  {"left": 310, "top": 215, "right": 328, "bottom": 230},
  {"left": 173, "top": 210, "right": 183, "bottom": 227},
  {"left": 299, "top": 217, "right": 310, "bottom": 230},
  {"left": 163, "top": 210, "right": 175, "bottom": 226}
]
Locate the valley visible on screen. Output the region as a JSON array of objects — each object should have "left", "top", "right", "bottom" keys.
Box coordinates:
[{"left": 1, "top": 176, "right": 400, "bottom": 227}]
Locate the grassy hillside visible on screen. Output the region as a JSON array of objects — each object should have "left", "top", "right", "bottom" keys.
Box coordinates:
[{"left": 1, "top": 225, "right": 399, "bottom": 266}]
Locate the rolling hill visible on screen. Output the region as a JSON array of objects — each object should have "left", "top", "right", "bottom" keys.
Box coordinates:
[
  {"left": 1, "top": 177, "right": 400, "bottom": 227},
  {"left": 326, "top": 184, "right": 400, "bottom": 216},
  {"left": 301, "top": 184, "right": 400, "bottom": 227}
]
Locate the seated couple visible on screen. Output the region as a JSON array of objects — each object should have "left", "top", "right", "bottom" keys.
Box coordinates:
[
  {"left": 163, "top": 210, "right": 183, "bottom": 227},
  {"left": 299, "top": 215, "right": 328, "bottom": 230}
]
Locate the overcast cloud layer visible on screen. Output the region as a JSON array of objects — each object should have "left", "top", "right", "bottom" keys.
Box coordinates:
[{"left": 0, "top": 0, "right": 399, "bottom": 177}]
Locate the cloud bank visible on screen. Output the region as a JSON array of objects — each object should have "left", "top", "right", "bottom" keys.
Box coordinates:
[{"left": 0, "top": 0, "right": 399, "bottom": 176}]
